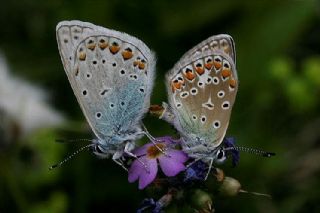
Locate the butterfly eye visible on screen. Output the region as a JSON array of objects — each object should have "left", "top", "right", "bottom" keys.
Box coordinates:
[{"left": 215, "top": 149, "right": 226, "bottom": 163}]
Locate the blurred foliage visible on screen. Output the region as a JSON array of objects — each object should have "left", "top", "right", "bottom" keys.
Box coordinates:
[{"left": 0, "top": 0, "right": 320, "bottom": 212}]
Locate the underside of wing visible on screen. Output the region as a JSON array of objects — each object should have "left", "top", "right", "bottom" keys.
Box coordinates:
[
  {"left": 170, "top": 34, "right": 236, "bottom": 79},
  {"left": 56, "top": 21, "right": 155, "bottom": 140},
  {"left": 166, "top": 50, "right": 238, "bottom": 147}
]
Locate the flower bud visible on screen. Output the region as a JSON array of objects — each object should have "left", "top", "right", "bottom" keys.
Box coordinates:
[
  {"left": 190, "top": 189, "right": 213, "bottom": 211},
  {"left": 219, "top": 176, "right": 241, "bottom": 197}
]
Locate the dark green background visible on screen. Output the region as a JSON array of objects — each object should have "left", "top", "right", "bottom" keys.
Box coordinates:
[{"left": 0, "top": 0, "right": 320, "bottom": 212}]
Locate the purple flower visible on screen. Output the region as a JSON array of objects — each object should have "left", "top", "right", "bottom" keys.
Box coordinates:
[
  {"left": 128, "top": 136, "right": 188, "bottom": 189},
  {"left": 223, "top": 137, "right": 240, "bottom": 167}
]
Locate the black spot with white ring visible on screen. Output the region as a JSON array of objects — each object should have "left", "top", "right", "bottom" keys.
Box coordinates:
[
  {"left": 217, "top": 90, "right": 225, "bottom": 98},
  {"left": 221, "top": 101, "right": 230, "bottom": 110},
  {"left": 212, "top": 77, "right": 220, "bottom": 85},
  {"left": 190, "top": 88, "right": 198, "bottom": 95},
  {"left": 96, "top": 112, "right": 102, "bottom": 119},
  {"left": 213, "top": 120, "right": 221, "bottom": 129}
]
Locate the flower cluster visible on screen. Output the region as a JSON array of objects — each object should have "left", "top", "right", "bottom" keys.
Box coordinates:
[{"left": 128, "top": 136, "right": 188, "bottom": 189}]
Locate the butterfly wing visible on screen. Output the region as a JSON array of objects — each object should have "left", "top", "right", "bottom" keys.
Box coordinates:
[
  {"left": 165, "top": 35, "right": 238, "bottom": 148},
  {"left": 56, "top": 20, "right": 155, "bottom": 141}
]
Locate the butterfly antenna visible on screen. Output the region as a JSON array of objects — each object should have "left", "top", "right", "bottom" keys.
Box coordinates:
[
  {"left": 49, "top": 144, "right": 94, "bottom": 170},
  {"left": 224, "top": 146, "right": 275, "bottom": 157},
  {"left": 55, "top": 138, "right": 93, "bottom": 143}
]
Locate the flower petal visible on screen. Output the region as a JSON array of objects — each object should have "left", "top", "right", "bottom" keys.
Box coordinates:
[
  {"left": 158, "top": 154, "right": 186, "bottom": 177},
  {"left": 138, "top": 157, "right": 158, "bottom": 189},
  {"left": 166, "top": 150, "right": 188, "bottom": 163},
  {"left": 133, "top": 143, "right": 154, "bottom": 157},
  {"left": 128, "top": 158, "right": 144, "bottom": 183}
]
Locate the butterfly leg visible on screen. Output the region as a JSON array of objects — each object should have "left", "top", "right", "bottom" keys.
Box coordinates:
[
  {"left": 140, "top": 123, "right": 169, "bottom": 156},
  {"left": 124, "top": 142, "right": 150, "bottom": 173},
  {"left": 112, "top": 151, "right": 128, "bottom": 171},
  {"left": 186, "top": 157, "right": 204, "bottom": 168},
  {"left": 204, "top": 158, "right": 214, "bottom": 180}
]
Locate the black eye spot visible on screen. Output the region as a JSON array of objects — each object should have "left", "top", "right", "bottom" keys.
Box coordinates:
[
  {"left": 201, "top": 117, "right": 206, "bottom": 122},
  {"left": 198, "top": 82, "right": 203, "bottom": 86},
  {"left": 112, "top": 62, "right": 116, "bottom": 67},
  {"left": 174, "top": 79, "right": 179, "bottom": 83},
  {"left": 110, "top": 103, "right": 114, "bottom": 108},
  {"left": 196, "top": 63, "right": 202, "bottom": 67},
  {"left": 64, "top": 39, "right": 68, "bottom": 43},
  {"left": 102, "top": 59, "right": 106, "bottom": 64},
  {"left": 74, "top": 36, "right": 78, "bottom": 40},
  {"left": 86, "top": 73, "right": 91, "bottom": 78},
  {"left": 178, "top": 77, "right": 183, "bottom": 81},
  {"left": 79, "top": 48, "right": 83, "bottom": 52},
  {"left": 191, "top": 89, "right": 197, "bottom": 94},
  {"left": 215, "top": 57, "right": 221, "bottom": 62},
  {"left": 214, "top": 121, "right": 220, "bottom": 128},
  {"left": 120, "top": 69, "right": 125, "bottom": 75},
  {"left": 96, "top": 112, "right": 101, "bottom": 118},
  {"left": 207, "top": 58, "right": 213, "bottom": 63},
  {"left": 192, "top": 115, "right": 197, "bottom": 120},
  {"left": 207, "top": 78, "right": 212, "bottom": 83},
  {"left": 121, "top": 101, "right": 125, "bottom": 106},
  {"left": 112, "top": 42, "right": 119, "bottom": 46},
  {"left": 139, "top": 88, "right": 144, "bottom": 93},
  {"left": 88, "top": 40, "right": 94, "bottom": 44},
  {"left": 92, "top": 60, "right": 97, "bottom": 65},
  {"left": 177, "top": 103, "right": 181, "bottom": 107},
  {"left": 125, "top": 47, "right": 132, "bottom": 52},
  {"left": 82, "top": 90, "right": 87, "bottom": 96},
  {"left": 69, "top": 56, "right": 72, "bottom": 60},
  {"left": 100, "top": 39, "right": 105, "bottom": 43},
  {"left": 134, "top": 75, "right": 137, "bottom": 79},
  {"left": 224, "top": 63, "right": 230, "bottom": 68},
  {"left": 217, "top": 150, "right": 224, "bottom": 159}
]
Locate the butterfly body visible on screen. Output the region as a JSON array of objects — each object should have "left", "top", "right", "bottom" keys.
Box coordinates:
[
  {"left": 162, "top": 35, "right": 238, "bottom": 163},
  {"left": 56, "top": 21, "right": 155, "bottom": 162}
]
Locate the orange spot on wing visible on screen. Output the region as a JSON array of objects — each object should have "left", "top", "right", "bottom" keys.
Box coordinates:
[
  {"left": 173, "top": 81, "right": 181, "bottom": 90},
  {"left": 122, "top": 50, "right": 133, "bottom": 60},
  {"left": 171, "top": 83, "right": 176, "bottom": 93},
  {"left": 138, "top": 62, "right": 145, "bottom": 70},
  {"left": 184, "top": 69, "right": 195, "bottom": 81},
  {"left": 133, "top": 61, "right": 139, "bottom": 67},
  {"left": 87, "top": 43, "right": 96, "bottom": 51},
  {"left": 205, "top": 62, "right": 213, "bottom": 70},
  {"left": 221, "top": 69, "right": 231, "bottom": 78},
  {"left": 214, "top": 61, "right": 222, "bottom": 69},
  {"left": 110, "top": 45, "right": 120, "bottom": 54},
  {"left": 79, "top": 52, "right": 86, "bottom": 61},
  {"left": 229, "top": 78, "right": 236, "bottom": 88},
  {"left": 195, "top": 67, "right": 205, "bottom": 75}
]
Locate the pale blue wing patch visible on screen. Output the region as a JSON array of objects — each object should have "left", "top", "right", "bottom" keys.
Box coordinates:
[{"left": 56, "top": 21, "right": 155, "bottom": 144}]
